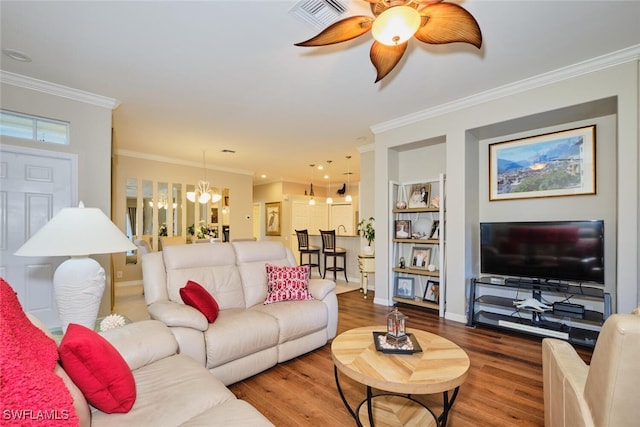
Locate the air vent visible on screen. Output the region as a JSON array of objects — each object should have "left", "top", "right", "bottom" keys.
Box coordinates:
[{"left": 289, "top": 0, "right": 348, "bottom": 30}]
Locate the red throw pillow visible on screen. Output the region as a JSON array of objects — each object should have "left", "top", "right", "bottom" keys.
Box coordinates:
[
  {"left": 58, "top": 324, "right": 136, "bottom": 414},
  {"left": 264, "top": 264, "right": 314, "bottom": 304},
  {"left": 180, "top": 280, "right": 219, "bottom": 323},
  {"left": 0, "top": 279, "right": 79, "bottom": 425}
]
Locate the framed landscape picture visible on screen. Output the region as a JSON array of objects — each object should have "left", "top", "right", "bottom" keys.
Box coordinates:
[
  {"left": 395, "top": 277, "right": 414, "bottom": 299},
  {"left": 489, "top": 125, "right": 596, "bottom": 201}
]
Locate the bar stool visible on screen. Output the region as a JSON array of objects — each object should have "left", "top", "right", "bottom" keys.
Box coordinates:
[
  {"left": 295, "top": 229, "right": 321, "bottom": 276},
  {"left": 320, "top": 229, "right": 348, "bottom": 282}
]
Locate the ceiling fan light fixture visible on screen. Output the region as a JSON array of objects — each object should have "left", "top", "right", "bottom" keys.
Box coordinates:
[{"left": 371, "top": 5, "right": 421, "bottom": 46}]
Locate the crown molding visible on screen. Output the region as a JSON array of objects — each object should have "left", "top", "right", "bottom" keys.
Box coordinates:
[
  {"left": 358, "top": 143, "right": 375, "bottom": 153},
  {"left": 371, "top": 44, "right": 640, "bottom": 135},
  {"left": 0, "top": 70, "right": 120, "bottom": 109},
  {"left": 116, "top": 149, "right": 254, "bottom": 177}
]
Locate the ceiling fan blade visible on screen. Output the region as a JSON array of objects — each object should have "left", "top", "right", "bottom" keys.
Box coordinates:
[
  {"left": 295, "top": 16, "right": 374, "bottom": 47},
  {"left": 415, "top": 2, "right": 482, "bottom": 48},
  {"left": 370, "top": 41, "right": 408, "bottom": 83}
]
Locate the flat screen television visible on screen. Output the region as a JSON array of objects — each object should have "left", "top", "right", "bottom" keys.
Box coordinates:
[{"left": 480, "top": 220, "right": 604, "bottom": 284}]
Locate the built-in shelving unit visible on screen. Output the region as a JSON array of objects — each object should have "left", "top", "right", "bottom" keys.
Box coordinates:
[{"left": 389, "top": 175, "right": 445, "bottom": 316}]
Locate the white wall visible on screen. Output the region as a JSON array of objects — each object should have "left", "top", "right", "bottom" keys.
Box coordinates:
[
  {"left": 373, "top": 59, "right": 639, "bottom": 320},
  {"left": 1, "top": 79, "right": 116, "bottom": 317},
  {"left": 112, "top": 154, "right": 254, "bottom": 281}
]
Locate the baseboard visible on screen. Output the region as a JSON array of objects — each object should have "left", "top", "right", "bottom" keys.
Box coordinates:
[
  {"left": 116, "top": 280, "right": 143, "bottom": 288},
  {"left": 445, "top": 312, "right": 467, "bottom": 324}
]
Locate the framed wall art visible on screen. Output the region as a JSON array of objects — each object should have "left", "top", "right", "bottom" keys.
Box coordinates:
[
  {"left": 408, "top": 183, "right": 431, "bottom": 208},
  {"left": 423, "top": 280, "right": 439, "bottom": 302},
  {"left": 410, "top": 246, "right": 431, "bottom": 269},
  {"left": 428, "top": 220, "right": 440, "bottom": 239},
  {"left": 395, "top": 277, "right": 414, "bottom": 299},
  {"left": 394, "top": 220, "right": 411, "bottom": 239},
  {"left": 489, "top": 125, "right": 596, "bottom": 201},
  {"left": 265, "top": 202, "right": 281, "bottom": 236}
]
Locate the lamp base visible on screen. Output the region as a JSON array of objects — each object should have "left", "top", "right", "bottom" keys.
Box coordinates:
[{"left": 53, "top": 257, "right": 105, "bottom": 333}]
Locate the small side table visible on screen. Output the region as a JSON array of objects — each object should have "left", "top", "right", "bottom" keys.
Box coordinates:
[{"left": 357, "top": 254, "right": 375, "bottom": 299}]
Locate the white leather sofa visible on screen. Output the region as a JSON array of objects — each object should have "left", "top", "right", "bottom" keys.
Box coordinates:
[
  {"left": 27, "top": 316, "right": 273, "bottom": 426},
  {"left": 142, "top": 240, "right": 339, "bottom": 385},
  {"left": 542, "top": 313, "right": 640, "bottom": 427}
]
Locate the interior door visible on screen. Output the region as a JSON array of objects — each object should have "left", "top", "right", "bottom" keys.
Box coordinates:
[{"left": 0, "top": 144, "right": 77, "bottom": 328}]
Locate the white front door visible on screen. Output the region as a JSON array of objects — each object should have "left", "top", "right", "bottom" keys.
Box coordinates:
[{"left": 0, "top": 144, "right": 77, "bottom": 328}]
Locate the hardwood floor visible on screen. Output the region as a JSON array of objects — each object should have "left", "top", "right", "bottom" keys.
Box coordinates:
[{"left": 228, "top": 290, "right": 593, "bottom": 427}]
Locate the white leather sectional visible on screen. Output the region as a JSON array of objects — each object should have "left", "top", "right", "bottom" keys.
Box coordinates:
[{"left": 142, "top": 240, "right": 339, "bottom": 385}]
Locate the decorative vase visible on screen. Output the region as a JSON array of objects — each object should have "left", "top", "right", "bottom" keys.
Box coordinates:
[
  {"left": 396, "top": 201, "right": 407, "bottom": 209},
  {"left": 363, "top": 245, "right": 374, "bottom": 255}
]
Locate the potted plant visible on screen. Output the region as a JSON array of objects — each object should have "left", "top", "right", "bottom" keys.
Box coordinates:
[{"left": 358, "top": 217, "right": 375, "bottom": 255}]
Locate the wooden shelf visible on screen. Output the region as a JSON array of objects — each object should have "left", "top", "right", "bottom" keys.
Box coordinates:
[
  {"left": 392, "top": 207, "right": 439, "bottom": 214},
  {"left": 392, "top": 297, "right": 439, "bottom": 311},
  {"left": 392, "top": 267, "right": 439, "bottom": 278},
  {"left": 393, "top": 238, "right": 438, "bottom": 244}
]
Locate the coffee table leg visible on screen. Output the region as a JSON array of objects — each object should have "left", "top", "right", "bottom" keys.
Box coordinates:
[
  {"left": 438, "top": 387, "right": 460, "bottom": 427},
  {"left": 334, "top": 366, "right": 360, "bottom": 424},
  {"left": 367, "top": 386, "right": 375, "bottom": 427}
]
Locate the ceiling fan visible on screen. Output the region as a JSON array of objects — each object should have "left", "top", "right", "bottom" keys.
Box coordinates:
[{"left": 295, "top": 0, "right": 482, "bottom": 82}]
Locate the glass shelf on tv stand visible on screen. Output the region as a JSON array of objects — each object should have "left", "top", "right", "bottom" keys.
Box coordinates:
[{"left": 474, "top": 276, "right": 605, "bottom": 298}]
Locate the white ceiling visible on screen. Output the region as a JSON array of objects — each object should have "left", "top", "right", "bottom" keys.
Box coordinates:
[{"left": 1, "top": 1, "right": 639, "bottom": 185}]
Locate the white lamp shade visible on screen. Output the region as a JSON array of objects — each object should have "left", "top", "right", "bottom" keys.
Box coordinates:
[
  {"left": 14, "top": 202, "right": 136, "bottom": 257},
  {"left": 372, "top": 6, "right": 421, "bottom": 46},
  {"left": 198, "top": 192, "right": 212, "bottom": 204}
]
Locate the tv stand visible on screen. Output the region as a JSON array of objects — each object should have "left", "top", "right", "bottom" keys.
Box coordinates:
[
  {"left": 468, "top": 276, "right": 611, "bottom": 348},
  {"left": 504, "top": 277, "right": 543, "bottom": 286}
]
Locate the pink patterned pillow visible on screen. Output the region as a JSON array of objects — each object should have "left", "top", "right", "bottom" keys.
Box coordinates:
[{"left": 264, "top": 264, "right": 313, "bottom": 304}]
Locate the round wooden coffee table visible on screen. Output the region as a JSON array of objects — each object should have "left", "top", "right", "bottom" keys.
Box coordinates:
[{"left": 331, "top": 326, "right": 470, "bottom": 427}]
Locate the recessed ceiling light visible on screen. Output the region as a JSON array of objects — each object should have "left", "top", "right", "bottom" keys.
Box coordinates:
[
  {"left": 260, "top": 174, "right": 267, "bottom": 179},
  {"left": 2, "top": 49, "right": 32, "bottom": 62}
]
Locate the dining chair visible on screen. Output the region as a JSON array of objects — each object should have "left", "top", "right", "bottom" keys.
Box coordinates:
[
  {"left": 295, "top": 229, "right": 321, "bottom": 276},
  {"left": 319, "top": 229, "right": 348, "bottom": 282}
]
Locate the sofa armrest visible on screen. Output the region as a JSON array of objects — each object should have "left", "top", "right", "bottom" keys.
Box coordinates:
[
  {"left": 147, "top": 301, "right": 209, "bottom": 331},
  {"left": 99, "top": 320, "right": 178, "bottom": 371},
  {"left": 542, "top": 338, "right": 592, "bottom": 427},
  {"left": 308, "top": 278, "right": 336, "bottom": 301}
]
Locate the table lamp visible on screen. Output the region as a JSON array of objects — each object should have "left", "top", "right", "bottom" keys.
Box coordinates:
[{"left": 14, "top": 202, "right": 136, "bottom": 332}]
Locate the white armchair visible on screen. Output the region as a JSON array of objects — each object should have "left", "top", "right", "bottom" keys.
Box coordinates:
[{"left": 542, "top": 313, "right": 640, "bottom": 426}]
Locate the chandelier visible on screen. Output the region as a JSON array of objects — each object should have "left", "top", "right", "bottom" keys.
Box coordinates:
[
  {"left": 187, "top": 152, "right": 222, "bottom": 204},
  {"left": 295, "top": 0, "right": 482, "bottom": 82}
]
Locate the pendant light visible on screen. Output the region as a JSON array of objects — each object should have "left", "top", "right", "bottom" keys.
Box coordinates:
[
  {"left": 308, "top": 164, "right": 316, "bottom": 206},
  {"left": 345, "top": 155, "right": 352, "bottom": 202},
  {"left": 326, "top": 160, "right": 333, "bottom": 205}
]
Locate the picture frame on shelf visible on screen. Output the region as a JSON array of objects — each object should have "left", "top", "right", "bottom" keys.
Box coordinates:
[
  {"left": 394, "top": 220, "right": 411, "bottom": 239},
  {"left": 428, "top": 220, "right": 440, "bottom": 239},
  {"left": 423, "top": 280, "right": 439, "bottom": 302},
  {"left": 489, "top": 125, "right": 596, "bottom": 201},
  {"left": 408, "top": 183, "right": 431, "bottom": 208},
  {"left": 265, "top": 202, "right": 281, "bottom": 236},
  {"left": 395, "top": 277, "right": 414, "bottom": 299},
  {"left": 410, "top": 246, "right": 431, "bottom": 269}
]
